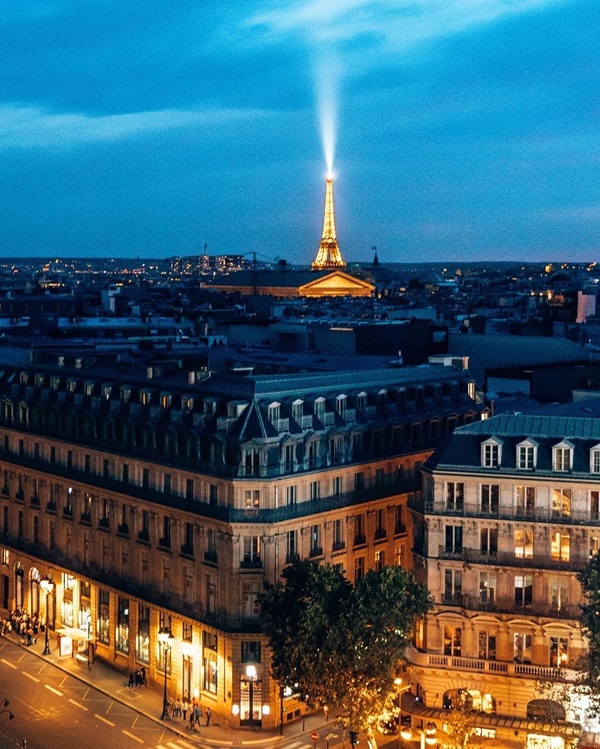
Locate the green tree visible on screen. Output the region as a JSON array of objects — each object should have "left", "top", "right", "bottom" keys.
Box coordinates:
[
  {"left": 578, "top": 551, "right": 600, "bottom": 716},
  {"left": 260, "top": 558, "right": 432, "bottom": 748}
]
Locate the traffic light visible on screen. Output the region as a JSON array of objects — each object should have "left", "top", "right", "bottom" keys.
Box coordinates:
[{"left": 349, "top": 730, "right": 359, "bottom": 745}]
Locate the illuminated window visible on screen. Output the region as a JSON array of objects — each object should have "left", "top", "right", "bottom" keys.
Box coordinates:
[
  {"left": 443, "top": 626, "right": 462, "bottom": 656},
  {"left": 354, "top": 557, "right": 365, "bottom": 582},
  {"left": 515, "top": 486, "right": 535, "bottom": 516},
  {"left": 591, "top": 446, "right": 600, "bottom": 473},
  {"left": 514, "top": 529, "right": 533, "bottom": 559},
  {"left": 513, "top": 632, "right": 532, "bottom": 663},
  {"left": 551, "top": 488, "right": 571, "bottom": 518},
  {"left": 116, "top": 597, "right": 129, "bottom": 654},
  {"left": 549, "top": 637, "right": 569, "bottom": 667},
  {"left": 590, "top": 491, "right": 600, "bottom": 520},
  {"left": 245, "top": 490, "right": 260, "bottom": 510},
  {"left": 550, "top": 531, "right": 570, "bottom": 562},
  {"left": 136, "top": 605, "right": 150, "bottom": 664},
  {"left": 375, "top": 549, "right": 385, "bottom": 571}
]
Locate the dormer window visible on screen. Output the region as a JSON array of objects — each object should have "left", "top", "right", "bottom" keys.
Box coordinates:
[
  {"left": 84, "top": 381, "right": 95, "bottom": 397},
  {"left": 336, "top": 394, "right": 347, "bottom": 417},
  {"left": 120, "top": 386, "right": 132, "bottom": 403},
  {"left": 50, "top": 376, "right": 61, "bottom": 391},
  {"left": 102, "top": 384, "right": 112, "bottom": 400},
  {"left": 357, "top": 392, "right": 367, "bottom": 412},
  {"left": 590, "top": 444, "right": 600, "bottom": 474},
  {"left": 160, "top": 392, "right": 172, "bottom": 409},
  {"left": 268, "top": 402, "right": 281, "bottom": 423},
  {"left": 292, "top": 399, "right": 303, "bottom": 421},
  {"left": 19, "top": 372, "right": 28, "bottom": 385},
  {"left": 481, "top": 437, "right": 502, "bottom": 468},
  {"left": 227, "top": 400, "right": 247, "bottom": 418},
  {"left": 181, "top": 395, "right": 194, "bottom": 411},
  {"left": 140, "top": 389, "right": 152, "bottom": 406},
  {"left": 516, "top": 439, "right": 538, "bottom": 470},
  {"left": 204, "top": 397, "right": 217, "bottom": 415},
  {"left": 34, "top": 374, "right": 45, "bottom": 388},
  {"left": 377, "top": 389, "right": 387, "bottom": 408},
  {"left": 553, "top": 440, "right": 573, "bottom": 472},
  {"left": 314, "top": 397, "right": 325, "bottom": 418},
  {"left": 66, "top": 378, "right": 77, "bottom": 393}
]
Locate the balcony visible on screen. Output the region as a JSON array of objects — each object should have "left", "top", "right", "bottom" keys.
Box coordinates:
[
  {"left": 404, "top": 646, "right": 577, "bottom": 682},
  {"left": 437, "top": 545, "right": 588, "bottom": 572},
  {"left": 240, "top": 557, "right": 263, "bottom": 570},
  {"left": 80, "top": 512, "right": 91, "bottom": 525},
  {"left": 413, "top": 498, "right": 600, "bottom": 526},
  {"left": 332, "top": 541, "right": 346, "bottom": 552},
  {"left": 353, "top": 534, "right": 367, "bottom": 547},
  {"left": 204, "top": 550, "right": 217, "bottom": 564},
  {"left": 30, "top": 495, "right": 40, "bottom": 508},
  {"left": 117, "top": 523, "right": 129, "bottom": 537},
  {"left": 180, "top": 544, "right": 195, "bottom": 559},
  {"left": 309, "top": 546, "right": 323, "bottom": 558},
  {"left": 46, "top": 502, "right": 56, "bottom": 514},
  {"left": 137, "top": 530, "right": 150, "bottom": 544},
  {"left": 98, "top": 517, "right": 110, "bottom": 531},
  {"left": 439, "top": 593, "right": 580, "bottom": 619}
]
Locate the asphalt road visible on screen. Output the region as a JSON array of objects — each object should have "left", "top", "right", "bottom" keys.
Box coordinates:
[{"left": 0, "top": 637, "right": 207, "bottom": 749}]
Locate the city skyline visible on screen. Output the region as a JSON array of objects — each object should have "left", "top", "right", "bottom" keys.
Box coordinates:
[{"left": 1, "top": 0, "right": 599, "bottom": 263}]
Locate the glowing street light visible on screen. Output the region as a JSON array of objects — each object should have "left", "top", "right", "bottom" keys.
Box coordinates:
[
  {"left": 39, "top": 575, "right": 54, "bottom": 655},
  {"left": 157, "top": 627, "right": 174, "bottom": 720},
  {"left": 401, "top": 721, "right": 437, "bottom": 749}
]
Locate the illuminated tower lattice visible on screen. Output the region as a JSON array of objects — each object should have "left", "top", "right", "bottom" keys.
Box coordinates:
[{"left": 312, "top": 176, "right": 346, "bottom": 270}]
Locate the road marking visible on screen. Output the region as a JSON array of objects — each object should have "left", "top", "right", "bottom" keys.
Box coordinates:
[
  {"left": 122, "top": 730, "right": 144, "bottom": 743},
  {"left": 44, "top": 684, "right": 63, "bottom": 696},
  {"left": 94, "top": 714, "right": 116, "bottom": 726},
  {"left": 175, "top": 740, "right": 199, "bottom": 749},
  {"left": 22, "top": 671, "right": 40, "bottom": 682},
  {"left": 0, "top": 659, "right": 17, "bottom": 669},
  {"left": 68, "top": 699, "right": 89, "bottom": 711},
  {"left": 167, "top": 743, "right": 182, "bottom": 748}
]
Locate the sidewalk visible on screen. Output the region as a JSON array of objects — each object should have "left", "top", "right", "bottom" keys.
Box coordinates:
[{"left": 2, "top": 629, "right": 336, "bottom": 748}]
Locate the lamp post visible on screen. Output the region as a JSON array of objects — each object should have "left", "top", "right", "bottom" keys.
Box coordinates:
[
  {"left": 401, "top": 721, "right": 437, "bottom": 749},
  {"left": 39, "top": 575, "right": 54, "bottom": 656},
  {"left": 157, "top": 627, "right": 174, "bottom": 720}
]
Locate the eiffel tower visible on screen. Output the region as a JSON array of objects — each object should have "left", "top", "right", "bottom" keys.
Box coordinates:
[{"left": 311, "top": 176, "right": 346, "bottom": 270}]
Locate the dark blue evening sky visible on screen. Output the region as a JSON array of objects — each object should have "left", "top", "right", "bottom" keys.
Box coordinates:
[{"left": 0, "top": 0, "right": 598, "bottom": 263}]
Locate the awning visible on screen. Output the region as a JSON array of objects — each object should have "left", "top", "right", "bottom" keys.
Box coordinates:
[{"left": 56, "top": 627, "right": 89, "bottom": 640}]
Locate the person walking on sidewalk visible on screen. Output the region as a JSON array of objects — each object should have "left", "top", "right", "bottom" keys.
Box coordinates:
[
  {"left": 194, "top": 703, "right": 202, "bottom": 726},
  {"left": 182, "top": 699, "right": 188, "bottom": 722},
  {"left": 205, "top": 707, "right": 212, "bottom": 727},
  {"left": 128, "top": 672, "right": 135, "bottom": 689}
]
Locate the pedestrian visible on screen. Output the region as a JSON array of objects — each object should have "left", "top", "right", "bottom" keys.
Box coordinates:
[
  {"left": 128, "top": 672, "right": 135, "bottom": 689},
  {"left": 182, "top": 699, "right": 188, "bottom": 722},
  {"left": 188, "top": 707, "right": 195, "bottom": 732},
  {"left": 205, "top": 707, "right": 211, "bottom": 727},
  {"left": 195, "top": 704, "right": 202, "bottom": 726}
]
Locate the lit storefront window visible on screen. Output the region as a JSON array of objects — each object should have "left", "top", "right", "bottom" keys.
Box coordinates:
[
  {"left": 136, "top": 605, "right": 150, "bottom": 664},
  {"left": 62, "top": 574, "right": 75, "bottom": 627},
  {"left": 203, "top": 630, "right": 218, "bottom": 694},
  {"left": 116, "top": 597, "right": 129, "bottom": 654},
  {"left": 97, "top": 589, "right": 110, "bottom": 645}
]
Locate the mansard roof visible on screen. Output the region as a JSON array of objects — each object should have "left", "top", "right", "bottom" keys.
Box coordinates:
[{"left": 426, "top": 409, "right": 600, "bottom": 476}]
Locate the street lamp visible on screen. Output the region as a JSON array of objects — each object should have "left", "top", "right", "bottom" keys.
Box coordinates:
[
  {"left": 401, "top": 721, "right": 437, "bottom": 749},
  {"left": 39, "top": 575, "right": 54, "bottom": 656},
  {"left": 157, "top": 626, "right": 174, "bottom": 720}
]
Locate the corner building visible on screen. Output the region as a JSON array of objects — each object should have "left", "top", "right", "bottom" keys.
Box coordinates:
[
  {"left": 0, "top": 350, "right": 484, "bottom": 728},
  {"left": 408, "top": 413, "right": 596, "bottom": 749}
]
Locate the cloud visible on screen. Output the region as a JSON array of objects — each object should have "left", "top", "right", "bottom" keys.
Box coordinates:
[
  {"left": 0, "top": 104, "right": 269, "bottom": 149},
  {"left": 246, "top": 0, "right": 566, "bottom": 50},
  {"left": 540, "top": 205, "right": 600, "bottom": 221}
]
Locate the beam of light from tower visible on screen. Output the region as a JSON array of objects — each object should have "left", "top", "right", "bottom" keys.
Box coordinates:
[{"left": 314, "top": 51, "right": 339, "bottom": 176}]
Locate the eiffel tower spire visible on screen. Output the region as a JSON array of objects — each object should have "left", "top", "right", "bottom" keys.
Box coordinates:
[{"left": 312, "top": 176, "right": 346, "bottom": 270}]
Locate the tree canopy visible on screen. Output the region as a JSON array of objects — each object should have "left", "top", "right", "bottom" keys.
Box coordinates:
[
  {"left": 260, "top": 559, "right": 432, "bottom": 745},
  {"left": 578, "top": 551, "right": 600, "bottom": 716}
]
